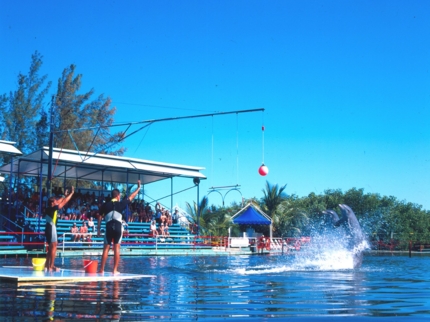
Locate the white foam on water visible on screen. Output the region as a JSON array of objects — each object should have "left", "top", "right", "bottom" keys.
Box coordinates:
[{"left": 229, "top": 233, "right": 371, "bottom": 275}]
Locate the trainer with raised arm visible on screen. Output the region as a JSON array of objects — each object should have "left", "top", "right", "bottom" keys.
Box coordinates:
[
  {"left": 45, "top": 186, "right": 75, "bottom": 271},
  {"left": 98, "top": 180, "right": 141, "bottom": 274}
]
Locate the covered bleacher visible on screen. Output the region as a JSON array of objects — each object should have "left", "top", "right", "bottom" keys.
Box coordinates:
[{"left": 0, "top": 145, "right": 210, "bottom": 256}]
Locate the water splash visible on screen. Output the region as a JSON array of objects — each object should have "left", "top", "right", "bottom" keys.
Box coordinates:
[{"left": 228, "top": 228, "right": 371, "bottom": 275}]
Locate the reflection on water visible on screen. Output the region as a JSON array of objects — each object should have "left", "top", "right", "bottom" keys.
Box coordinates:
[{"left": 1, "top": 254, "right": 429, "bottom": 320}]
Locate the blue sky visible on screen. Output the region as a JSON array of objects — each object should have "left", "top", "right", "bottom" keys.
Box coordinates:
[{"left": 1, "top": 1, "right": 430, "bottom": 210}]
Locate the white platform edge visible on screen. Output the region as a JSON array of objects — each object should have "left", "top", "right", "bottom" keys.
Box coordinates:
[{"left": 0, "top": 266, "right": 155, "bottom": 283}]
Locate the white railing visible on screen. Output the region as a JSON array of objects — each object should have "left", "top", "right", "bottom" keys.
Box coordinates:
[
  {"left": 60, "top": 232, "right": 199, "bottom": 253},
  {"left": 227, "top": 237, "right": 285, "bottom": 253}
]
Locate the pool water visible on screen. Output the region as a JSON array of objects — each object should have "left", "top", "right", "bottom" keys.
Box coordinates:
[{"left": 0, "top": 253, "right": 429, "bottom": 321}]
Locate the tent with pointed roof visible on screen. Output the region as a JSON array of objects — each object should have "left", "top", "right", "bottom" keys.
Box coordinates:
[{"left": 231, "top": 203, "right": 273, "bottom": 239}]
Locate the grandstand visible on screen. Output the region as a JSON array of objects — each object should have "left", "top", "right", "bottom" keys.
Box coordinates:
[{"left": 0, "top": 217, "right": 215, "bottom": 257}]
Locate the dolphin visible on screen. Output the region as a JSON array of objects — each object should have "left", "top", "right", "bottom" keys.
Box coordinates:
[
  {"left": 322, "top": 204, "right": 367, "bottom": 268},
  {"left": 322, "top": 209, "right": 340, "bottom": 226}
]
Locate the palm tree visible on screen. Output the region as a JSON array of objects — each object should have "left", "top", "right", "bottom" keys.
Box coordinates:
[
  {"left": 274, "top": 200, "right": 309, "bottom": 237},
  {"left": 261, "top": 181, "right": 288, "bottom": 218},
  {"left": 206, "top": 207, "right": 232, "bottom": 237},
  {"left": 185, "top": 196, "right": 209, "bottom": 235}
]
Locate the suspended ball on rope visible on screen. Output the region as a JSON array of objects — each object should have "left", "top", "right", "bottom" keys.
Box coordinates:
[{"left": 258, "top": 164, "right": 269, "bottom": 176}]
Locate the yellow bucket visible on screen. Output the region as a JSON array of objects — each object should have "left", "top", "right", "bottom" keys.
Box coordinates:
[{"left": 32, "top": 258, "right": 46, "bottom": 271}]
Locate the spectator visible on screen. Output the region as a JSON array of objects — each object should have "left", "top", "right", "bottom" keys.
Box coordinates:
[
  {"left": 160, "top": 210, "right": 167, "bottom": 225},
  {"left": 79, "top": 222, "right": 89, "bottom": 242},
  {"left": 138, "top": 209, "right": 146, "bottom": 223},
  {"left": 87, "top": 217, "right": 95, "bottom": 233},
  {"left": 166, "top": 210, "right": 172, "bottom": 226},
  {"left": 71, "top": 223, "right": 79, "bottom": 242},
  {"left": 81, "top": 209, "right": 89, "bottom": 221},
  {"left": 150, "top": 220, "right": 158, "bottom": 237},
  {"left": 145, "top": 203, "right": 152, "bottom": 219},
  {"left": 69, "top": 211, "right": 76, "bottom": 221},
  {"left": 160, "top": 222, "right": 169, "bottom": 237},
  {"left": 172, "top": 209, "right": 179, "bottom": 224}
]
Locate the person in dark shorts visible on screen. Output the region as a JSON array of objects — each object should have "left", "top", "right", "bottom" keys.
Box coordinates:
[
  {"left": 98, "top": 180, "right": 141, "bottom": 274},
  {"left": 45, "top": 186, "right": 75, "bottom": 271}
]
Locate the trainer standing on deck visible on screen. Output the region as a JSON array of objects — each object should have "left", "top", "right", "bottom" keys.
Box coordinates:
[
  {"left": 98, "top": 180, "right": 141, "bottom": 274},
  {"left": 45, "top": 186, "right": 75, "bottom": 271}
]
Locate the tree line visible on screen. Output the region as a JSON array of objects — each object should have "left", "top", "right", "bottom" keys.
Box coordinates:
[
  {"left": 188, "top": 182, "right": 430, "bottom": 249},
  {"left": 1, "top": 51, "right": 125, "bottom": 158},
  {"left": 0, "top": 51, "right": 124, "bottom": 189}
]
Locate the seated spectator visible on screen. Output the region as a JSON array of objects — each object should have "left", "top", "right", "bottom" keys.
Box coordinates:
[
  {"left": 131, "top": 211, "right": 139, "bottom": 223},
  {"left": 166, "top": 210, "right": 172, "bottom": 226},
  {"left": 90, "top": 200, "right": 99, "bottom": 212},
  {"left": 79, "top": 222, "right": 89, "bottom": 242},
  {"left": 160, "top": 210, "right": 167, "bottom": 225},
  {"left": 160, "top": 222, "right": 169, "bottom": 237},
  {"left": 87, "top": 217, "right": 95, "bottom": 233},
  {"left": 71, "top": 223, "right": 80, "bottom": 242},
  {"left": 172, "top": 209, "right": 179, "bottom": 224},
  {"left": 145, "top": 203, "right": 152, "bottom": 220},
  {"left": 138, "top": 209, "right": 146, "bottom": 223},
  {"left": 81, "top": 210, "right": 89, "bottom": 221},
  {"left": 150, "top": 220, "right": 158, "bottom": 237},
  {"left": 69, "top": 212, "right": 77, "bottom": 221}
]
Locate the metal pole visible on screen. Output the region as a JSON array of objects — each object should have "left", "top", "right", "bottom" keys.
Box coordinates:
[
  {"left": 47, "top": 96, "right": 54, "bottom": 199},
  {"left": 197, "top": 182, "right": 200, "bottom": 236},
  {"left": 125, "top": 171, "right": 129, "bottom": 222},
  {"left": 7, "top": 155, "right": 13, "bottom": 226},
  {"left": 193, "top": 177, "right": 200, "bottom": 236},
  {"left": 170, "top": 177, "right": 173, "bottom": 213}
]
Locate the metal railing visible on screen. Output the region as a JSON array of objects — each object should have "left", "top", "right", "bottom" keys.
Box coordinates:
[
  {"left": 22, "top": 206, "right": 37, "bottom": 218},
  {"left": 60, "top": 232, "right": 200, "bottom": 253},
  {"left": 0, "top": 214, "right": 24, "bottom": 246}
]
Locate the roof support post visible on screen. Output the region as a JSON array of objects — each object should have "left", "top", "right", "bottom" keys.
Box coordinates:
[
  {"left": 270, "top": 224, "right": 273, "bottom": 241},
  {"left": 47, "top": 96, "right": 54, "bottom": 199},
  {"left": 194, "top": 177, "right": 200, "bottom": 236},
  {"left": 101, "top": 169, "right": 105, "bottom": 200},
  {"left": 125, "top": 171, "right": 129, "bottom": 222},
  {"left": 37, "top": 149, "right": 45, "bottom": 233},
  {"left": 170, "top": 177, "right": 173, "bottom": 213},
  {"left": 7, "top": 155, "right": 14, "bottom": 225}
]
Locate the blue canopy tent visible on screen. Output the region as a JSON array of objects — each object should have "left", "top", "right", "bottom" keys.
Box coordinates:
[{"left": 231, "top": 203, "right": 273, "bottom": 240}]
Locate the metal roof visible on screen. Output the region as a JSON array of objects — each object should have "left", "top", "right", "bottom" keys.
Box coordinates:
[
  {"left": 0, "top": 147, "right": 206, "bottom": 185},
  {"left": 231, "top": 203, "right": 272, "bottom": 225},
  {"left": 0, "top": 140, "right": 23, "bottom": 156}
]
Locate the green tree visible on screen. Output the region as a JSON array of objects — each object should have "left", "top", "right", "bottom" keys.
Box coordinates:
[
  {"left": 53, "top": 64, "right": 124, "bottom": 155},
  {"left": 0, "top": 94, "right": 7, "bottom": 140},
  {"left": 185, "top": 196, "right": 209, "bottom": 235},
  {"left": 274, "top": 198, "right": 309, "bottom": 237},
  {"left": 261, "top": 181, "right": 287, "bottom": 218},
  {"left": 1, "top": 51, "right": 51, "bottom": 157},
  {"left": 205, "top": 206, "right": 233, "bottom": 237},
  {"left": 35, "top": 108, "right": 49, "bottom": 149}
]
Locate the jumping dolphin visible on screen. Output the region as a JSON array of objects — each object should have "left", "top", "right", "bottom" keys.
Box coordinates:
[
  {"left": 322, "top": 204, "right": 367, "bottom": 268},
  {"left": 322, "top": 209, "right": 340, "bottom": 225}
]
